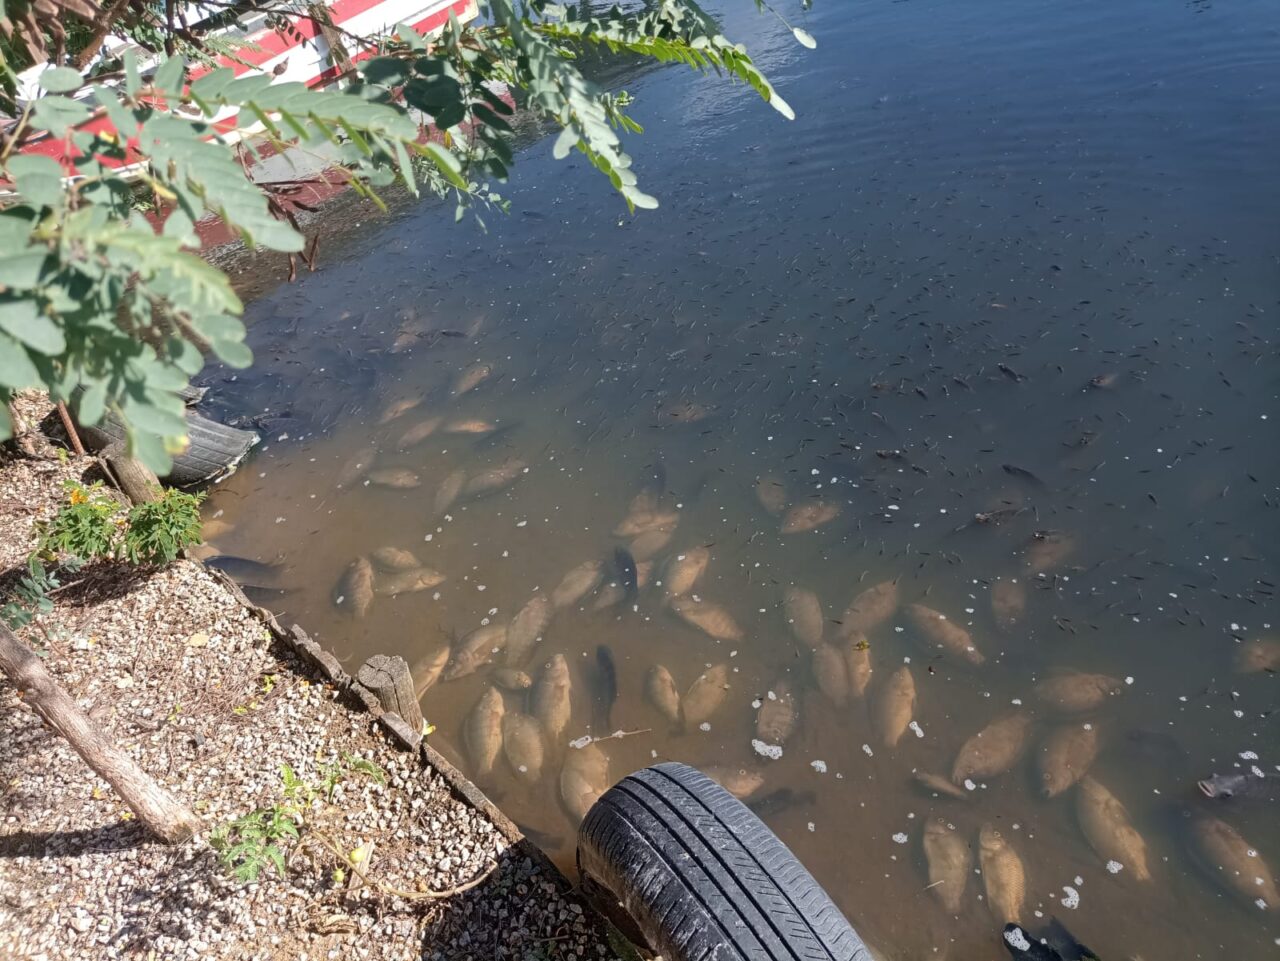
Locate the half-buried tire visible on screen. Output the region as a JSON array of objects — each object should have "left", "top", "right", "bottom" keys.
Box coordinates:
[{"left": 577, "top": 762, "right": 873, "bottom": 961}]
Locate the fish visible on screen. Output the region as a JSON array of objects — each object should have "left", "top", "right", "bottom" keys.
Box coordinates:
[
  {"left": 629, "top": 527, "right": 675, "bottom": 561},
  {"left": 1024, "top": 531, "right": 1074, "bottom": 573},
  {"left": 979, "top": 824, "right": 1027, "bottom": 924},
  {"left": 875, "top": 665, "right": 915, "bottom": 747},
  {"left": 670, "top": 596, "right": 744, "bottom": 642},
  {"left": 656, "top": 398, "right": 716, "bottom": 424},
  {"left": 905, "top": 603, "right": 985, "bottom": 665},
  {"left": 634, "top": 560, "right": 654, "bottom": 590},
  {"left": 505, "top": 594, "right": 553, "bottom": 666},
  {"left": 453, "top": 362, "right": 492, "bottom": 396},
  {"left": 560, "top": 742, "right": 609, "bottom": 823},
  {"left": 532, "top": 653, "right": 572, "bottom": 746},
  {"left": 502, "top": 712, "right": 545, "bottom": 782},
  {"left": 491, "top": 667, "right": 533, "bottom": 691},
  {"left": 1187, "top": 815, "right": 1279, "bottom": 909},
  {"left": 1198, "top": 772, "right": 1270, "bottom": 799},
  {"left": 842, "top": 633, "right": 873, "bottom": 697},
  {"left": 463, "top": 460, "right": 526, "bottom": 498},
  {"left": 200, "top": 517, "right": 234, "bottom": 541},
  {"left": 412, "top": 646, "right": 450, "bottom": 698},
  {"left": 592, "top": 645, "right": 618, "bottom": 731},
  {"left": 378, "top": 396, "right": 421, "bottom": 424},
  {"left": 206, "top": 554, "right": 284, "bottom": 586},
  {"left": 613, "top": 548, "right": 638, "bottom": 603},
  {"left": 591, "top": 581, "right": 627, "bottom": 611},
  {"left": 463, "top": 686, "right": 505, "bottom": 778},
  {"left": 613, "top": 508, "right": 680, "bottom": 538},
  {"left": 332, "top": 557, "right": 374, "bottom": 617},
  {"left": 952, "top": 713, "right": 1033, "bottom": 784},
  {"left": 839, "top": 580, "right": 899, "bottom": 636},
  {"left": 780, "top": 500, "right": 841, "bottom": 535},
  {"left": 370, "top": 546, "right": 421, "bottom": 573},
  {"left": 663, "top": 547, "right": 711, "bottom": 597},
  {"left": 397, "top": 416, "right": 443, "bottom": 449},
  {"left": 755, "top": 474, "right": 788, "bottom": 515},
  {"left": 368, "top": 467, "right": 421, "bottom": 489},
  {"left": 434, "top": 467, "right": 467, "bottom": 516},
  {"left": 1001, "top": 464, "right": 1047, "bottom": 489},
  {"left": 551, "top": 560, "right": 604, "bottom": 610},
  {"left": 991, "top": 578, "right": 1027, "bottom": 632},
  {"left": 645, "top": 665, "right": 682, "bottom": 724},
  {"left": 335, "top": 445, "right": 378, "bottom": 488},
  {"left": 683, "top": 663, "right": 731, "bottom": 727},
  {"left": 1000, "top": 924, "right": 1063, "bottom": 961},
  {"left": 442, "top": 417, "right": 497, "bottom": 435},
  {"left": 1034, "top": 673, "right": 1122, "bottom": 715},
  {"left": 746, "top": 788, "right": 816, "bottom": 819},
  {"left": 375, "top": 567, "right": 446, "bottom": 596},
  {"left": 1076, "top": 777, "right": 1151, "bottom": 881},
  {"left": 913, "top": 770, "right": 970, "bottom": 801},
  {"left": 704, "top": 766, "right": 765, "bottom": 800},
  {"left": 811, "top": 644, "right": 850, "bottom": 706},
  {"left": 443, "top": 624, "right": 508, "bottom": 681},
  {"left": 783, "top": 586, "right": 824, "bottom": 648},
  {"left": 923, "top": 818, "right": 972, "bottom": 913},
  {"left": 1037, "top": 723, "right": 1100, "bottom": 798},
  {"left": 1234, "top": 637, "right": 1280, "bottom": 674},
  {"left": 755, "top": 677, "right": 798, "bottom": 745}
]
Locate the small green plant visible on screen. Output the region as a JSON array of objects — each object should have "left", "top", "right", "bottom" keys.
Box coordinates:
[
  {"left": 208, "top": 806, "right": 299, "bottom": 882},
  {"left": 318, "top": 751, "right": 387, "bottom": 801},
  {"left": 0, "top": 555, "right": 81, "bottom": 632},
  {"left": 122, "top": 487, "right": 205, "bottom": 564},
  {"left": 36, "top": 481, "right": 204, "bottom": 566},
  {"left": 37, "top": 481, "right": 121, "bottom": 561}
]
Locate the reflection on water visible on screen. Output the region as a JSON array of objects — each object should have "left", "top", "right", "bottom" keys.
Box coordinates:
[{"left": 200, "top": 0, "right": 1279, "bottom": 956}]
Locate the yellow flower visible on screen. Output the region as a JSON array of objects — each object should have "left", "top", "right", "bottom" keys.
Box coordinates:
[{"left": 69, "top": 487, "right": 88, "bottom": 505}]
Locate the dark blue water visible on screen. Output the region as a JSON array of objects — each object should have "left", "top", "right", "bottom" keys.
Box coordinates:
[{"left": 204, "top": 2, "right": 1280, "bottom": 956}]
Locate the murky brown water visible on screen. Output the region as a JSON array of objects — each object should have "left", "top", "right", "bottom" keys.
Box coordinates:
[{"left": 199, "top": 0, "right": 1279, "bottom": 956}]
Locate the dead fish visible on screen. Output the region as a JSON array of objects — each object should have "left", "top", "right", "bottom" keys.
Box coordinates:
[
  {"left": 375, "top": 566, "right": 446, "bottom": 596},
  {"left": 491, "top": 667, "right": 533, "bottom": 691},
  {"left": 746, "top": 788, "right": 816, "bottom": 819},
  {"left": 755, "top": 474, "right": 788, "bottom": 515},
  {"left": 368, "top": 467, "right": 421, "bottom": 489},
  {"left": 629, "top": 526, "right": 675, "bottom": 561},
  {"left": 670, "top": 596, "right": 744, "bottom": 642},
  {"left": 906, "top": 603, "right": 985, "bottom": 666},
  {"left": 663, "top": 546, "right": 711, "bottom": 597},
  {"left": 207, "top": 554, "right": 284, "bottom": 587},
  {"left": 1024, "top": 531, "right": 1074, "bottom": 573},
  {"left": 397, "top": 416, "right": 443, "bottom": 449},
  {"left": 876, "top": 665, "right": 915, "bottom": 748},
  {"left": 434, "top": 467, "right": 467, "bottom": 516},
  {"left": 560, "top": 741, "right": 609, "bottom": 823},
  {"left": 913, "top": 769, "right": 970, "bottom": 801},
  {"left": 840, "top": 580, "right": 899, "bottom": 635},
  {"left": 1187, "top": 815, "right": 1279, "bottom": 909},
  {"left": 592, "top": 581, "right": 627, "bottom": 611},
  {"left": 592, "top": 645, "right": 618, "bottom": 731},
  {"left": 645, "top": 664, "right": 682, "bottom": 725},
  {"left": 923, "top": 818, "right": 972, "bottom": 913},
  {"left": 783, "top": 586, "right": 824, "bottom": 648},
  {"left": 443, "top": 624, "right": 508, "bottom": 680},
  {"left": 755, "top": 678, "right": 798, "bottom": 744},
  {"left": 533, "top": 653, "right": 572, "bottom": 745},
  {"left": 463, "top": 460, "right": 526, "bottom": 498},
  {"left": 684, "top": 663, "right": 731, "bottom": 727},
  {"left": 443, "top": 417, "right": 497, "bottom": 435},
  {"left": 551, "top": 560, "right": 604, "bottom": 610},
  {"left": 335, "top": 445, "right": 377, "bottom": 487},
  {"left": 991, "top": 578, "right": 1027, "bottom": 632},
  {"left": 502, "top": 712, "right": 545, "bottom": 782},
  {"left": 634, "top": 560, "right": 654, "bottom": 590},
  {"left": 704, "top": 765, "right": 765, "bottom": 800},
  {"left": 980, "top": 824, "right": 1027, "bottom": 924},
  {"left": 1037, "top": 723, "right": 1100, "bottom": 798},
  {"left": 506, "top": 594, "right": 552, "bottom": 665},
  {"left": 812, "top": 644, "right": 850, "bottom": 706},
  {"left": 1001, "top": 924, "right": 1062, "bottom": 961},
  {"left": 1001, "top": 464, "right": 1047, "bottom": 489},
  {"left": 332, "top": 557, "right": 374, "bottom": 617},
  {"left": 952, "top": 713, "right": 1033, "bottom": 784},
  {"left": 780, "top": 500, "right": 841, "bottom": 535},
  {"left": 463, "top": 686, "right": 505, "bottom": 778},
  {"left": 379, "top": 396, "right": 421, "bottom": 424},
  {"left": 1234, "top": 637, "right": 1280, "bottom": 674},
  {"left": 613, "top": 508, "right": 680, "bottom": 538},
  {"left": 201, "top": 517, "right": 234, "bottom": 541},
  {"left": 412, "top": 646, "right": 451, "bottom": 698},
  {"left": 370, "top": 546, "right": 421, "bottom": 573},
  {"left": 613, "top": 548, "right": 638, "bottom": 604},
  {"left": 1198, "top": 772, "right": 1269, "bottom": 799},
  {"left": 453, "top": 362, "right": 493, "bottom": 396},
  {"left": 842, "top": 633, "right": 873, "bottom": 698},
  {"left": 1034, "top": 673, "right": 1122, "bottom": 715},
  {"left": 1076, "top": 777, "right": 1151, "bottom": 881}
]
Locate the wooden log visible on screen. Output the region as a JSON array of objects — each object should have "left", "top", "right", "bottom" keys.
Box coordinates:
[
  {"left": 355, "top": 654, "right": 424, "bottom": 736},
  {"left": 101, "top": 442, "right": 161, "bottom": 505},
  {"left": 0, "top": 623, "right": 200, "bottom": 844}
]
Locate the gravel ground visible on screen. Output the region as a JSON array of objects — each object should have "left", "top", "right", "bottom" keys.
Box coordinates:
[{"left": 0, "top": 420, "right": 629, "bottom": 961}]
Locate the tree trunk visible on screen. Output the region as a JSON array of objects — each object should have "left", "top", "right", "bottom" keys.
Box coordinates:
[
  {"left": 102, "top": 442, "right": 161, "bottom": 505},
  {"left": 0, "top": 623, "right": 200, "bottom": 844}
]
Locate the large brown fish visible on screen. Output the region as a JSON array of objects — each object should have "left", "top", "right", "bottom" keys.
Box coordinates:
[
  {"left": 1076, "top": 777, "right": 1151, "bottom": 881},
  {"left": 754, "top": 474, "right": 788, "bottom": 515},
  {"left": 663, "top": 547, "right": 711, "bottom": 597},
  {"left": 613, "top": 508, "right": 680, "bottom": 538},
  {"left": 683, "top": 664, "right": 730, "bottom": 727},
  {"left": 533, "top": 653, "right": 572, "bottom": 745},
  {"left": 551, "top": 560, "right": 604, "bottom": 610},
  {"left": 755, "top": 678, "right": 798, "bottom": 744},
  {"left": 1187, "top": 815, "right": 1279, "bottom": 910},
  {"left": 506, "top": 594, "right": 553, "bottom": 665},
  {"left": 979, "top": 824, "right": 1026, "bottom": 923},
  {"left": 1234, "top": 637, "right": 1280, "bottom": 674},
  {"left": 990, "top": 578, "right": 1026, "bottom": 633},
  {"left": 452, "top": 362, "right": 492, "bottom": 396},
  {"left": 375, "top": 567, "right": 446, "bottom": 596},
  {"left": 905, "top": 603, "right": 985, "bottom": 666},
  {"left": 335, "top": 445, "right": 377, "bottom": 487},
  {"left": 443, "top": 624, "right": 508, "bottom": 680},
  {"left": 783, "top": 586, "right": 824, "bottom": 648},
  {"left": 463, "top": 460, "right": 526, "bottom": 498},
  {"left": 876, "top": 665, "right": 915, "bottom": 747},
  {"left": 670, "top": 596, "right": 744, "bottom": 642},
  {"left": 367, "top": 467, "right": 421, "bottom": 489},
  {"left": 332, "top": 557, "right": 374, "bottom": 617},
  {"left": 913, "top": 770, "right": 969, "bottom": 801},
  {"left": 645, "top": 664, "right": 682, "bottom": 724},
  {"left": 951, "top": 713, "right": 1033, "bottom": 784},
  {"left": 629, "top": 527, "right": 675, "bottom": 561},
  {"left": 502, "top": 712, "right": 545, "bottom": 782},
  {"left": 378, "top": 396, "right": 421, "bottom": 424},
  {"left": 412, "top": 646, "right": 450, "bottom": 698},
  {"left": 780, "top": 500, "right": 840, "bottom": 535},
  {"left": 491, "top": 667, "right": 533, "bottom": 691},
  {"left": 842, "top": 633, "right": 873, "bottom": 698},
  {"left": 463, "top": 686, "right": 505, "bottom": 778},
  {"left": 1023, "top": 531, "right": 1074, "bottom": 573},
  {"left": 839, "top": 580, "right": 898, "bottom": 636},
  {"left": 370, "top": 546, "right": 421, "bottom": 573},
  {"left": 812, "top": 644, "right": 850, "bottom": 707},
  {"left": 443, "top": 417, "right": 497, "bottom": 435},
  {"left": 1034, "top": 672, "right": 1122, "bottom": 715},
  {"left": 923, "top": 819, "right": 972, "bottom": 913},
  {"left": 397, "top": 415, "right": 443, "bottom": 449},
  {"left": 705, "top": 765, "right": 765, "bottom": 800},
  {"left": 560, "top": 742, "right": 609, "bottom": 823},
  {"left": 434, "top": 467, "right": 468, "bottom": 516},
  {"left": 1037, "top": 723, "right": 1100, "bottom": 798}
]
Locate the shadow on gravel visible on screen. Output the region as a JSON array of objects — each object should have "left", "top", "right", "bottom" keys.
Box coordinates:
[{"left": 0, "top": 822, "right": 149, "bottom": 859}]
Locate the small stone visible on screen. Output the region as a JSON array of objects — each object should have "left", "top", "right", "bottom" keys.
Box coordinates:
[{"left": 68, "top": 916, "right": 92, "bottom": 933}]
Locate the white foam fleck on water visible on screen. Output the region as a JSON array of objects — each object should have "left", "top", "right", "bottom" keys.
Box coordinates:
[
  {"left": 891, "top": 832, "right": 908, "bottom": 844},
  {"left": 752, "top": 739, "right": 784, "bottom": 760},
  {"left": 699, "top": 722, "right": 711, "bottom": 732},
  {"left": 1106, "top": 860, "right": 1123, "bottom": 874},
  {"left": 963, "top": 779, "right": 977, "bottom": 791},
  {"left": 909, "top": 721, "right": 924, "bottom": 738},
  {"left": 811, "top": 760, "right": 828, "bottom": 773},
  {"left": 1061, "top": 886, "right": 1080, "bottom": 909},
  {"left": 1240, "top": 751, "right": 1259, "bottom": 760},
  {"left": 807, "top": 822, "right": 816, "bottom": 832},
  {"left": 568, "top": 736, "right": 592, "bottom": 750},
  {"left": 751, "top": 698, "right": 762, "bottom": 709},
  {"left": 862, "top": 744, "right": 874, "bottom": 756},
  {"left": 1003, "top": 928, "right": 1031, "bottom": 951}
]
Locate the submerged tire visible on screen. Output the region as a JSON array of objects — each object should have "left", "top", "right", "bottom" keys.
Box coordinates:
[
  {"left": 77, "top": 405, "right": 258, "bottom": 486},
  {"left": 577, "top": 762, "right": 872, "bottom": 961}
]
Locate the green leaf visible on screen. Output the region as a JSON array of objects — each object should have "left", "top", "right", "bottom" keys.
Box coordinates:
[
  {"left": 188, "top": 68, "right": 235, "bottom": 103},
  {"left": 40, "top": 67, "right": 84, "bottom": 93},
  {"left": 0, "top": 210, "right": 35, "bottom": 249},
  {"left": 152, "top": 57, "right": 186, "bottom": 95},
  {"left": 211, "top": 339, "right": 253, "bottom": 368},
  {"left": 128, "top": 428, "right": 174, "bottom": 476},
  {"left": 32, "top": 96, "right": 90, "bottom": 137},
  {"left": 0, "top": 297, "right": 65, "bottom": 354},
  {"left": 0, "top": 253, "right": 51, "bottom": 289},
  {"left": 77, "top": 381, "right": 107, "bottom": 426},
  {"left": 5, "top": 155, "right": 65, "bottom": 208},
  {"left": 792, "top": 27, "right": 817, "bottom": 49},
  {"left": 0, "top": 333, "right": 40, "bottom": 388},
  {"left": 413, "top": 142, "right": 467, "bottom": 189}
]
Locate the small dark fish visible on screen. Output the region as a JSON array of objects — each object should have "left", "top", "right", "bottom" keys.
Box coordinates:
[
  {"left": 206, "top": 555, "right": 284, "bottom": 587},
  {"left": 997, "top": 363, "right": 1026, "bottom": 383},
  {"left": 974, "top": 506, "right": 1023, "bottom": 525},
  {"left": 1041, "top": 918, "right": 1101, "bottom": 961},
  {"left": 745, "top": 788, "right": 816, "bottom": 820},
  {"left": 1001, "top": 464, "right": 1047, "bottom": 489},
  {"left": 593, "top": 645, "right": 618, "bottom": 732},
  {"left": 1198, "top": 772, "right": 1269, "bottom": 799},
  {"left": 614, "top": 547, "right": 638, "bottom": 603},
  {"left": 1001, "top": 924, "right": 1062, "bottom": 961}
]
